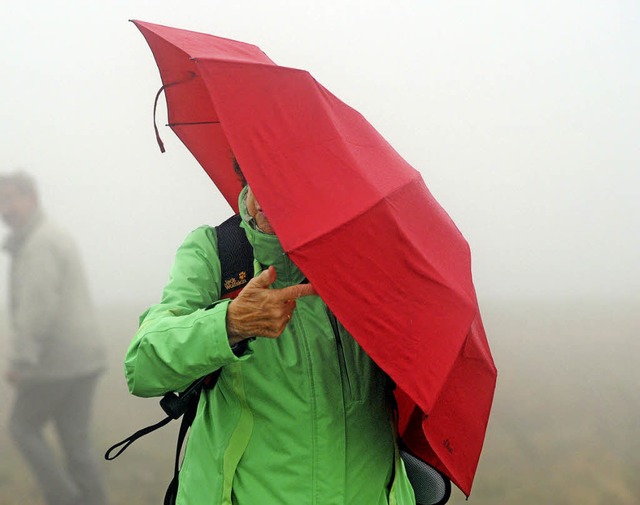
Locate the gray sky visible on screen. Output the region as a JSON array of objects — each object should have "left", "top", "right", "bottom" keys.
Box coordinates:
[{"left": 1, "top": 0, "right": 638, "bottom": 307}]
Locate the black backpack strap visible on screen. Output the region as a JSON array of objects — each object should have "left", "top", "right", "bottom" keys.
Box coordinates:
[
  {"left": 104, "top": 415, "right": 173, "bottom": 461},
  {"left": 105, "top": 214, "right": 255, "bottom": 504},
  {"left": 161, "top": 217, "right": 252, "bottom": 502},
  {"left": 163, "top": 388, "right": 201, "bottom": 505},
  {"left": 216, "top": 214, "right": 254, "bottom": 298},
  {"left": 103, "top": 375, "right": 211, "bottom": 462}
]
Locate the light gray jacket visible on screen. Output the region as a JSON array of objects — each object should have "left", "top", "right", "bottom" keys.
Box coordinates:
[{"left": 4, "top": 212, "right": 106, "bottom": 380}]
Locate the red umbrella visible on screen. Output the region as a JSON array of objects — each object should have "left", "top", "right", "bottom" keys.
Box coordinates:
[{"left": 132, "top": 19, "right": 497, "bottom": 496}]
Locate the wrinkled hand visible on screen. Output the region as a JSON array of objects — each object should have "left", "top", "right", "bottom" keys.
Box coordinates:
[{"left": 226, "top": 266, "right": 316, "bottom": 344}]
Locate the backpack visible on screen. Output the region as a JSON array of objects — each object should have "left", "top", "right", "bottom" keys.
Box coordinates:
[
  {"left": 105, "top": 214, "right": 450, "bottom": 505},
  {"left": 104, "top": 214, "right": 253, "bottom": 505}
]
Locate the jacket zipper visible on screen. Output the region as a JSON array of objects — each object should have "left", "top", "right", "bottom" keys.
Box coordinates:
[
  {"left": 327, "top": 309, "right": 352, "bottom": 400},
  {"left": 292, "top": 308, "right": 318, "bottom": 502}
]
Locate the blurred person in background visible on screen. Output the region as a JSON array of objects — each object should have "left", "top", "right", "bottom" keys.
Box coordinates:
[{"left": 0, "top": 171, "right": 107, "bottom": 505}]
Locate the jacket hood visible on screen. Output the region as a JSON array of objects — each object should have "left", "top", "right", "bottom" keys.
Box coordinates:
[{"left": 238, "top": 186, "right": 306, "bottom": 287}]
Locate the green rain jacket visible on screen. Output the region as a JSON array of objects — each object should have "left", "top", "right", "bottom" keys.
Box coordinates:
[{"left": 125, "top": 188, "right": 416, "bottom": 505}]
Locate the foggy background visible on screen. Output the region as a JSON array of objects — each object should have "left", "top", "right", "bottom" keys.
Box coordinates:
[{"left": 1, "top": 1, "right": 638, "bottom": 504}]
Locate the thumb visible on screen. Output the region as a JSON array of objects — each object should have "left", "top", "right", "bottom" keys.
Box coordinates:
[{"left": 250, "top": 265, "right": 277, "bottom": 289}]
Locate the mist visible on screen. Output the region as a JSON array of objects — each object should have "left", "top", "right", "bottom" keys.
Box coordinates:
[{"left": 1, "top": 1, "right": 638, "bottom": 504}]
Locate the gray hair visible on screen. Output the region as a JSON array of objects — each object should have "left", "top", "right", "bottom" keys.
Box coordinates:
[
  {"left": 0, "top": 171, "right": 39, "bottom": 199},
  {"left": 232, "top": 155, "right": 247, "bottom": 187}
]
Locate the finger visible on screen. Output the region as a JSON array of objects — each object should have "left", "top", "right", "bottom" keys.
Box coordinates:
[
  {"left": 273, "top": 282, "right": 317, "bottom": 301},
  {"left": 283, "top": 300, "right": 296, "bottom": 317},
  {"left": 249, "top": 265, "right": 277, "bottom": 289},
  {"left": 296, "top": 283, "right": 317, "bottom": 298}
]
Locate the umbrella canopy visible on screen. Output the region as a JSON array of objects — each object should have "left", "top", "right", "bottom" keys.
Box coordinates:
[{"left": 132, "top": 19, "right": 497, "bottom": 496}]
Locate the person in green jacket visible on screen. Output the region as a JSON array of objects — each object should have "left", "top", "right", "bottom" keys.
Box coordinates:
[{"left": 125, "top": 173, "right": 416, "bottom": 504}]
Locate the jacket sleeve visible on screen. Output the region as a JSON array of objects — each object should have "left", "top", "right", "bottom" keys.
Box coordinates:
[
  {"left": 124, "top": 226, "right": 251, "bottom": 397},
  {"left": 9, "top": 233, "right": 67, "bottom": 372}
]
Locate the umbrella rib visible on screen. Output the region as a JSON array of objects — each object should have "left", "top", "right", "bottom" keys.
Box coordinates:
[
  {"left": 288, "top": 173, "right": 476, "bottom": 311},
  {"left": 167, "top": 121, "right": 221, "bottom": 126}
]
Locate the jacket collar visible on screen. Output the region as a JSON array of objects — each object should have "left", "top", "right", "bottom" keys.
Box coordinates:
[{"left": 238, "top": 186, "right": 305, "bottom": 287}]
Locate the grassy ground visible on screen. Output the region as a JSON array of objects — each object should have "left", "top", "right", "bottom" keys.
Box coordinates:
[
  {"left": 0, "top": 299, "right": 638, "bottom": 504},
  {"left": 0, "top": 304, "right": 177, "bottom": 505},
  {"left": 458, "top": 299, "right": 640, "bottom": 504}
]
